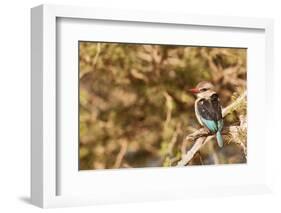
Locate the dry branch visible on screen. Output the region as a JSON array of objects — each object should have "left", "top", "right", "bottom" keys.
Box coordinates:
[
  {"left": 222, "top": 91, "right": 246, "bottom": 117},
  {"left": 177, "top": 91, "right": 247, "bottom": 166},
  {"left": 113, "top": 140, "right": 128, "bottom": 168}
]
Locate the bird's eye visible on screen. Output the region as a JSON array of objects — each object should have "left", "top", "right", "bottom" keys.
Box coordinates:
[{"left": 200, "top": 88, "right": 208, "bottom": 92}]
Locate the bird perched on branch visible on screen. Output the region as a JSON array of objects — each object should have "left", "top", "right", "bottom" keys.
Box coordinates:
[{"left": 188, "top": 81, "right": 224, "bottom": 147}]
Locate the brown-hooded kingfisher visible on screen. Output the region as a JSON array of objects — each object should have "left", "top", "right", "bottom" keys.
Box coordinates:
[{"left": 188, "top": 81, "right": 224, "bottom": 148}]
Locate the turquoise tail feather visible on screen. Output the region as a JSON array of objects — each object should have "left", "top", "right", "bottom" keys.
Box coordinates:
[
  {"left": 200, "top": 118, "right": 218, "bottom": 132},
  {"left": 200, "top": 117, "right": 224, "bottom": 148},
  {"left": 216, "top": 131, "right": 223, "bottom": 148}
]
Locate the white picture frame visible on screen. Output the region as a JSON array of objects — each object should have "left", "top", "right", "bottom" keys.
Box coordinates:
[{"left": 31, "top": 4, "right": 274, "bottom": 208}]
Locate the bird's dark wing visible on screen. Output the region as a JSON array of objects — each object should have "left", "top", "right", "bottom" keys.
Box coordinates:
[
  {"left": 197, "top": 94, "right": 222, "bottom": 121},
  {"left": 210, "top": 93, "right": 222, "bottom": 120}
]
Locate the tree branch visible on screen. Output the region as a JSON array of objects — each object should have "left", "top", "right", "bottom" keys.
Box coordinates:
[
  {"left": 113, "top": 140, "right": 128, "bottom": 168},
  {"left": 177, "top": 91, "right": 247, "bottom": 166},
  {"left": 222, "top": 91, "right": 246, "bottom": 117}
]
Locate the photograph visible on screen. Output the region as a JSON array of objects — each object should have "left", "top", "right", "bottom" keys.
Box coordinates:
[{"left": 79, "top": 41, "right": 247, "bottom": 170}]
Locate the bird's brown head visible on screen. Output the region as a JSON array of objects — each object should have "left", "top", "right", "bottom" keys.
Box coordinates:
[{"left": 188, "top": 81, "right": 215, "bottom": 95}]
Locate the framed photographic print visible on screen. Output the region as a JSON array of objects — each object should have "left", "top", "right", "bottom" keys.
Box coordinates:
[{"left": 31, "top": 4, "right": 274, "bottom": 208}]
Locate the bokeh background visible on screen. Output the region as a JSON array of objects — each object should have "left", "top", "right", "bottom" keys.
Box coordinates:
[{"left": 79, "top": 42, "right": 247, "bottom": 170}]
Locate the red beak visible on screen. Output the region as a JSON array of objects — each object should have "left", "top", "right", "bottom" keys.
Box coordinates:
[{"left": 188, "top": 88, "right": 200, "bottom": 94}]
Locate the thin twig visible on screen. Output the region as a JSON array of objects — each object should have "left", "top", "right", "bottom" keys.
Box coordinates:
[
  {"left": 168, "top": 123, "right": 181, "bottom": 156},
  {"left": 163, "top": 91, "right": 173, "bottom": 128},
  {"left": 222, "top": 91, "right": 246, "bottom": 117},
  {"left": 113, "top": 140, "right": 128, "bottom": 168}
]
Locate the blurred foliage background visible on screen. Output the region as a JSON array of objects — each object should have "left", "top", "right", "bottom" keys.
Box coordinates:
[{"left": 79, "top": 42, "right": 247, "bottom": 170}]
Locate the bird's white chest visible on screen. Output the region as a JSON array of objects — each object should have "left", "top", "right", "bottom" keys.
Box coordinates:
[{"left": 194, "top": 98, "right": 205, "bottom": 126}]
